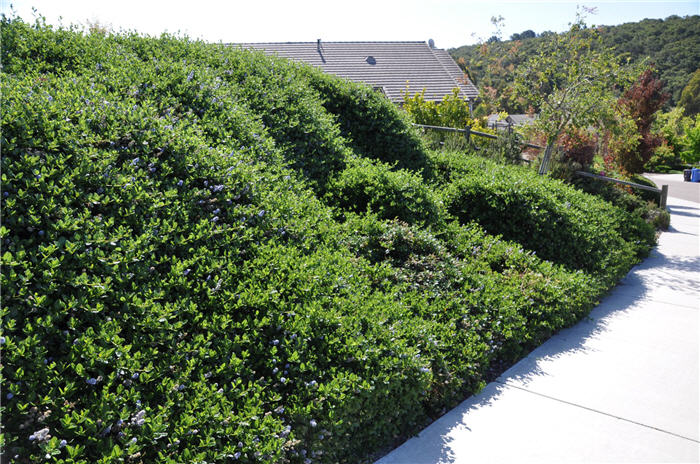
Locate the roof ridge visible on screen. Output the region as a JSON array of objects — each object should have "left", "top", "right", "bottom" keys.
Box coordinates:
[
  {"left": 430, "top": 47, "right": 477, "bottom": 99},
  {"left": 233, "top": 41, "right": 427, "bottom": 45},
  {"left": 231, "top": 42, "right": 479, "bottom": 103},
  {"left": 430, "top": 47, "right": 455, "bottom": 80},
  {"left": 429, "top": 47, "right": 466, "bottom": 98}
]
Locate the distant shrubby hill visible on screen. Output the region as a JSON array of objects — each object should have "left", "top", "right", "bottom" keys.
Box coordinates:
[{"left": 451, "top": 15, "right": 700, "bottom": 112}]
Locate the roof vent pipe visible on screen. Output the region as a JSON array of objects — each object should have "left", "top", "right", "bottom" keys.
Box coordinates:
[{"left": 316, "top": 39, "right": 326, "bottom": 63}]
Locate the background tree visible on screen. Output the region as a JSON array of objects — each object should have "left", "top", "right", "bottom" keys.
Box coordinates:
[
  {"left": 679, "top": 68, "right": 700, "bottom": 116},
  {"left": 680, "top": 117, "right": 700, "bottom": 165},
  {"left": 645, "top": 107, "right": 690, "bottom": 171},
  {"left": 451, "top": 15, "right": 700, "bottom": 110},
  {"left": 514, "top": 18, "right": 639, "bottom": 174},
  {"left": 510, "top": 30, "right": 537, "bottom": 41},
  {"left": 616, "top": 67, "right": 669, "bottom": 173},
  {"left": 467, "top": 16, "right": 529, "bottom": 115}
]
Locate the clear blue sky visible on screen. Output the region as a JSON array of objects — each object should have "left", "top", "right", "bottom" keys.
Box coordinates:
[{"left": 1, "top": 0, "right": 698, "bottom": 49}]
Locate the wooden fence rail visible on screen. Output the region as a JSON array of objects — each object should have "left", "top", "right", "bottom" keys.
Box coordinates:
[
  {"left": 575, "top": 171, "right": 668, "bottom": 208},
  {"left": 411, "top": 123, "right": 545, "bottom": 150},
  {"left": 413, "top": 123, "right": 669, "bottom": 208}
]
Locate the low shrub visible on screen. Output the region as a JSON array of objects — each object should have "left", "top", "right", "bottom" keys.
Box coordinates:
[
  {"left": 305, "top": 71, "right": 431, "bottom": 177},
  {"left": 571, "top": 176, "right": 647, "bottom": 212},
  {"left": 340, "top": 215, "right": 602, "bottom": 399},
  {"left": 1, "top": 18, "right": 440, "bottom": 462},
  {"left": 427, "top": 148, "right": 478, "bottom": 185},
  {"left": 559, "top": 128, "right": 597, "bottom": 167},
  {"left": 572, "top": 175, "right": 669, "bottom": 236},
  {"left": 649, "top": 208, "right": 671, "bottom": 230},
  {"left": 325, "top": 158, "right": 444, "bottom": 227},
  {"left": 629, "top": 174, "right": 663, "bottom": 204},
  {"left": 438, "top": 154, "right": 654, "bottom": 281},
  {"left": 487, "top": 130, "right": 527, "bottom": 165}
]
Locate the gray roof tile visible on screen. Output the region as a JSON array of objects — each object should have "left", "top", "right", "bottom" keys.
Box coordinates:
[{"left": 233, "top": 41, "right": 479, "bottom": 103}]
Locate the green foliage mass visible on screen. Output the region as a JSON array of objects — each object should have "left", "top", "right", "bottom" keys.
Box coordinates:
[
  {"left": 1, "top": 17, "right": 656, "bottom": 463},
  {"left": 436, "top": 154, "right": 655, "bottom": 284},
  {"left": 681, "top": 117, "right": 700, "bottom": 165},
  {"left": 303, "top": 71, "right": 430, "bottom": 176},
  {"left": 325, "top": 157, "right": 444, "bottom": 228},
  {"left": 401, "top": 89, "right": 506, "bottom": 155},
  {"left": 403, "top": 89, "right": 474, "bottom": 129},
  {"left": 451, "top": 15, "right": 700, "bottom": 112},
  {"left": 679, "top": 68, "right": 700, "bottom": 116},
  {"left": 647, "top": 108, "right": 700, "bottom": 170}
]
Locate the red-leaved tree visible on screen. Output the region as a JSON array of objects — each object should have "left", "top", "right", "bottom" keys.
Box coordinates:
[
  {"left": 616, "top": 67, "right": 669, "bottom": 173},
  {"left": 559, "top": 128, "right": 597, "bottom": 167}
]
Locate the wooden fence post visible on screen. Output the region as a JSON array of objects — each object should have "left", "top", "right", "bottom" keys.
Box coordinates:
[
  {"left": 660, "top": 185, "right": 668, "bottom": 208},
  {"left": 538, "top": 144, "right": 554, "bottom": 175}
]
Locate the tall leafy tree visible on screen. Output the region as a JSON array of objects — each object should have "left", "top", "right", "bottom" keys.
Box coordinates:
[
  {"left": 679, "top": 68, "right": 700, "bottom": 116},
  {"left": 514, "top": 18, "right": 639, "bottom": 174},
  {"left": 616, "top": 67, "right": 669, "bottom": 173},
  {"left": 510, "top": 30, "right": 536, "bottom": 41},
  {"left": 451, "top": 15, "right": 700, "bottom": 110}
]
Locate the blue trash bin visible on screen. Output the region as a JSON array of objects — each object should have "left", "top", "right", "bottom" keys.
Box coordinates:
[{"left": 692, "top": 168, "right": 700, "bottom": 183}]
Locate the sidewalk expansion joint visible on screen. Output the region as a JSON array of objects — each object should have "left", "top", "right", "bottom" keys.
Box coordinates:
[
  {"left": 603, "top": 295, "right": 700, "bottom": 311},
  {"left": 494, "top": 380, "right": 700, "bottom": 444},
  {"left": 643, "top": 299, "right": 700, "bottom": 310}
]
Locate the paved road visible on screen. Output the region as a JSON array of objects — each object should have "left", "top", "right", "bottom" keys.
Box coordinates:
[
  {"left": 377, "top": 194, "right": 700, "bottom": 463},
  {"left": 644, "top": 172, "right": 700, "bottom": 204}
]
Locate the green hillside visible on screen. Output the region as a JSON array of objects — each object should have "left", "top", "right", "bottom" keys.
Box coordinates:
[
  {"left": 451, "top": 15, "right": 700, "bottom": 112},
  {"left": 1, "top": 17, "right": 656, "bottom": 463}
]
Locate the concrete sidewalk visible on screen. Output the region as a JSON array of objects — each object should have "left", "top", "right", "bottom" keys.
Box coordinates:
[{"left": 377, "top": 195, "right": 700, "bottom": 464}]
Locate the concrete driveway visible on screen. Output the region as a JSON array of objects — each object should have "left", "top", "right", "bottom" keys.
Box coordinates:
[
  {"left": 376, "top": 193, "right": 700, "bottom": 463},
  {"left": 645, "top": 173, "right": 700, "bottom": 204}
]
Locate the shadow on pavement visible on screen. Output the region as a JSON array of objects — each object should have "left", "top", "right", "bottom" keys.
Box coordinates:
[
  {"left": 412, "top": 233, "right": 698, "bottom": 463},
  {"left": 377, "top": 194, "right": 699, "bottom": 464},
  {"left": 399, "top": 279, "right": 649, "bottom": 464},
  {"left": 667, "top": 205, "right": 700, "bottom": 219}
]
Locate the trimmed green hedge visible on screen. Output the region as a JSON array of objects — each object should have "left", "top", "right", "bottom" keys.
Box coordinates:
[
  {"left": 339, "top": 215, "right": 603, "bottom": 406},
  {"left": 1, "top": 17, "right": 656, "bottom": 464},
  {"left": 436, "top": 153, "right": 655, "bottom": 282},
  {"left": 304, "top": 71, "right": 431, "bottom": 176},
  {"left": 325, "top": 158, "right": 444, "bottom": 227}
]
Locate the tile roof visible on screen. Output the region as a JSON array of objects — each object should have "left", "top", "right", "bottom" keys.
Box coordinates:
[{"left": 233, "top": 41, "right": 479, "bottom": 103}]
